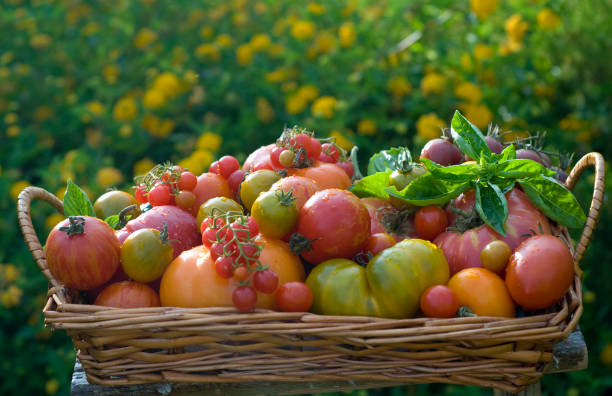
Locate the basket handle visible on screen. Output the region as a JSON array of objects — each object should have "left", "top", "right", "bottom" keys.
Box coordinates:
[
  {"left": 564, "top": 152, "right": 605, "bottom": 265},
  {"left": 17, "top": 186, "right": 64, "bottom": 289}
]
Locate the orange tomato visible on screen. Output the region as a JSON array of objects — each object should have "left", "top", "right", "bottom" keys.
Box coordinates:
[
  {"left": 191, "top": 173, "right": 232, "bottom": 214},
  {"left": 288, "top": 162, "right": 351, "bottom": 190},
  {"left": 160, "top": 237, "right": 305, "bottom": 310},
  {"left": 270, "top": 176, "right": 321, "bottom": 210},
  {"left": 447, "top": 267, "right": 515, "bottom": 318}
]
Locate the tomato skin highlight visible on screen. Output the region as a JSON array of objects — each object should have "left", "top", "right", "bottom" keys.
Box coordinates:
[
  {"left": 448, "top": 267, "right": 515, "bottom": 318},
  {"left": 420, "top": 285, "right": 459, "bottom": 318},
  {"left": 505, "top": 235, "right": 574, "bottom": 310}
]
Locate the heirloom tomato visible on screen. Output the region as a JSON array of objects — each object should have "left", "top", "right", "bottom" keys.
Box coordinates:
[
  {"left": 197, "top": 196, "right": 243, "bottom": 228},
  {"left": 239, "top": 169, "right": 282, "bottom": 211},
  {"left": 306, "top": 239, "right": 449, "bottom": 318},
  {"left": 448, "top": 268, "right": 515, "bottom": 318},
  {"left": 505, "top": 235, "right": 574, "bottom": 310},
  {"left": 191, "top": 173, "right": 232, "bottom": 214},
  {"left": 270, "top": 176, "right": 320, "bottom": 210},
  {"left": 93, "top": 190, "right": 140, "bottom": 220},
  {"left": 243, "top": 144, "right": 276, "bottom": 171},
  {"left": 121, "top": 228, "right": 174, "bottom": 283},
  {"left": 293, "top": 189, "right": 370, "bottom": 264},
  {"left": 94, "top": 281, "right": 160, "bottom": 308},
  {"left": 251, "top": 189, "right": 298, "bottom": 239},
  {"left": 288, "top": 162, "right": 351, "bottom": 190}
]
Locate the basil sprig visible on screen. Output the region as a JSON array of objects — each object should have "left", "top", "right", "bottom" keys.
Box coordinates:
[
  {"left": 386, "top": 110, "right": 586, "bottom": 235},
  {"left": 367, "top": 147, "right": 413, "bottom": 175},
  {"left": 63, "top": 179, "right": 95, "bottom": 217}
]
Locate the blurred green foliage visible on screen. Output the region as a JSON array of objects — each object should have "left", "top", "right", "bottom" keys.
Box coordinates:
[{"left": 1, "top": 0, "right": 611, "bottom": 395}]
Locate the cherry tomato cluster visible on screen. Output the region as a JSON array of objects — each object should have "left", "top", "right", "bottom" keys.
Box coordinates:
[
  {"left": 200, "top": 212, "right": 279, "bottom": 311},
  {"left": 208, "top": 155, "right": 244, "bottom": 198},
  {"left": 134, "top": 164, "right": 198, "bottom": 210}
]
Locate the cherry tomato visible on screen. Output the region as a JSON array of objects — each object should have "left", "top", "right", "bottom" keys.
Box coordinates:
[
  {"left": 318, "top": 153, "right": 334, "bottom": 163},
  {"left": 251, "top": 189, "right": 299, "bottom": 239},
  {"left": 308, "top": 137, "right": 322, "bottom": 160},
  {"left": 121, "top": 228, "right": 174, "bottom": 283},
  {"left": 197, "top": 196, "right": 243, "bottom": 228},
  {"left": 275, "top": 282, "right": 313, "bottom": 312},
  {"left": 212, "top": 155, "right": 241, "bottom": 179},
  {"left": 414, "top": 205, "right": 448, "bottom": 241},
  {"left": 365, "top": 233, "right": 396, "bottom": 256},
  {"left": 321, "top": 143, "right": 340, "bottom": 162},
  {"left": 202, "top": 227, "right": 218, "bottom": 247},
  {"left": 148, "top": 184, "right": 172, "bottom": 206},
  {"left": 336, "top": 161, "right": 354, "bottom": 179},
  {"left": 270, "top": 146, "right": 285, "bottom": 169},
  {"left": 253, "top": 269, "right": 279, "bottom": 294},
  {"left": 227, "top": 169, "right": 246, "bottom": 197},
  {"left": 480, "top": 240, "right": 511, "bottom": 275},
  {"left": 175, "top": 190, "right": 196, "bottom": 210},
  {"left": 215, "top": 256, "right": 235, "bottom": 279},
  {"left": 420, "top": 139, "right": 463, "bottom": 166},
  {"left": 420, "top": 285, "right": 459, "bottom": 318},
  {"left": 134, "top": 183, "right": 148, "bottom": 204},
  {"left": 279, "top": 149, "right": 296, "bottom": 168},
  {"left": 232, "top": 286, "right": 257, "bottom": 311},
  {"left": 178, "top": 171, "right": 197, "bottom": 191},
  {"left": 233, "top": 266, "right": 250, "bottom": 281}
]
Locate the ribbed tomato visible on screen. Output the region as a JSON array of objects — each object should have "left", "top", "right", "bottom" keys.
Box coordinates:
[
  {"left": 270, "top": 176, "right": 321, "bottom": 210},
  {"left": 306, "top": 239, "right": 449, "bottom": 318}
]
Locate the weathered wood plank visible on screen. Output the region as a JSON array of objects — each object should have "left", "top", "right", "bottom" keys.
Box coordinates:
[{"left": 71, "top": 329, "right": 587, "bottom": 396}]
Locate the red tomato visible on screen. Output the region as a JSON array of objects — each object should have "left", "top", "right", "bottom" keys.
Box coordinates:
[
  {"left": 448, "top": 268, "right": 515, "bottom": 317},
  {"left": 270, "top": 176, "right": 321, "bottom": 210},
  {"left": 94, "top": 281, "right": 160, "bottom": 308},
  {"left": 210, "top": 155, "right": 240, "bottom": 179},
  {"left": 362, "top": 197, "right": 395, "bottom": 234},
  {"left": 505, "top": 235, "right": 574, "bottom": 310},
  {"left": 178, "top": 171, "right": 197, "bottom": 191},
  {"left": 414, "top": 205, "right": 448, "bottom": 241},
  {"left": 420, "top": 139, "right": 463, "bottom": 166},
  {"left": 232, "top": 286, "right": 257, "bottom": 311},
  {"left": 269, "top": 146, "right": 285, "bottom": 169},
  {"left": 308, "top": 138, "right": 322, "bottom": 160},
  {"left": 294, "top": 189, "right": 370, "bottom": 264},
  {"left": 253, "top": 269, "right": 279, "bottom": 294},
  {"left": 288, "top": 162, "right": 351, "bottom": 190},
  {"left": 365, "top": 233, "right": 396, "bottom": 256},
  {"left": 320, "top": 143, "right": 340, "bottom": 162},
  {"left": 336, "top": 161, "right": 354, "bottom": 179},
  {"left": 361, "top": 197, "right": 416, "bottom": 240},
  {"left": 420, "top": 285, "right": 459, "bottom": 318},
  {"left": 148, "top": 183, "right": 172, "bottom": 206},
  {"left": 191, "top": 173, "right": 232, "bottom": 214},
  {"left": 243, "top": 144, "right": 277, "bottom": 171},
  {"left": 275, "top": 281, "right": 313, "bottom": 312},
  {"left": 46, "top": 216, "right": 120, "bottom": 290},
  {"left": 134, "top": 183, "right": 148, "bottom": 204}
]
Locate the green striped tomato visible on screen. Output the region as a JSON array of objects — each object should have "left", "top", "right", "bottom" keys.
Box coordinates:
[{"left": 305, "top": 239, "right": 449, "bottom": 319}]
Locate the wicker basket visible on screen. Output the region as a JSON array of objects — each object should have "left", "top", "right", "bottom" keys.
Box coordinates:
[{"left": 18, "top": 152, "right": 605, "bottom": 393}]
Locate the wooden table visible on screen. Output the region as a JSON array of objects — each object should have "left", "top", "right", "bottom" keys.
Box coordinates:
[{"left": 71, "top": 329, "right": 587, "bottom": 396}]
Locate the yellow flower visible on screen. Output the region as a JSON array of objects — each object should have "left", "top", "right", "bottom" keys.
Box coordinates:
[
  {"left": 601, "top": 343, "right": 612, "bottom": 365},
  {"left": 338, "top": 22, "right": 356, "bottom": 48},
  {"left": 314, "top": 31, "right": 335, "bottom": 53},
  {"left": 45, "top": 379, "right": 60, "bottom": 395},
  {"left": 180, "top": 149, "right": 215, "bottom": 175},
  {"left": 133, "top": 157, "right": 155, "bottom": 176},
  {"left": 285, "top": 94, "right": 308, "bottom": 114},
  {"left": 470, "top": 0, "right": 498, "bottom": 20},
  {"left": 133, "top": 28, "right": 157, "bottom": 49},
  {"left": 583, "top": 291, "right": 595, "bottom": 304},
  {"left": 1, "top": 285, "right": 23, "bottom": 308},
  {"left": 416, "top": 113, "right": 445, "bottom": 140},
  {"left": 505, "top": 14, "right": 528, "bottom": 41},
  {"left": 119, "top": 124, "right": 133, "bottom": 137},
  {"left": 291, "top": 20, "right": 315, "bottom": 40},
  {"left": 196, "top": 43, "right": 221, "bottom": 60},
  {"left": 387, "top": 76, "right": 412, "bottom": 98},
  {"left": 6, "top": 125, "right": 20, "bottom": 137},
  {"left": 232, "top": 12, "right": 248, "bottom": 26},
  {"left": 357, "top": 119, "right": 377, "bottom": 136},
  {"left": 454, "top": 82, "right": 482, "bottom": 103},
  {"left": 96, "top": 166, "right": 123, "bottom": 188},
  {"left": 533, "top": 84, "right": 554, "bottom": 98},
  {"left": 15, "top": 63, "right": 31, "bottom": 76},
  {"left": 459, "top": 102, "right": 493, "bottom": 129},
  {"left": 34, "top": 106, "right": 54, "bottom": 123},
  {"left": 329, "top": 130, "right": 354, "bottom": 151},
  {"left": 537, "top": 9, "right": 561, "bottom": 30},
  {"left": 256, "top": 97, "right": 275, "bottom": 123},
  {"left": 149, "top": 118, "right": 175, "bottom": 138},
  {"left": 82, "top": 22, "right": 100, "bottom": 36},
  {"left": 45, "top": 213, "right": 65, "bottom": 230},
  {"left": 250, "top": 33, "right": 271, "bottom": 51},
  {"left": 460, "top": 53, "right": 473, "bottom": 71},
  {"left": 559, "top": 116, "right": 586, "bottom": 131},
  {"left": 254, "top": 2, "right": 267, "bottom": 14},
  {"left": 113, "top": 97, "right": 138, "bottom": 121},
  {"left": 0, "top": 67, "right": 10, "bottom": 78},
  {"left": 311, "top": 96, "right": 337, "bottom": 118},
  {"left": 200, "top": 26, "right": 214, "bottom": 39},
  {"left": 307, "top": 2, "right": 325, "bottom": 15},
  {"left": 297, "top": 85, "right": 320, "bottom": 102},
  {"left": 236, "top": 44, "right": 253, "bottom": 65},
  {"left": 86, "top": 101, "right": 104, "bottom": 115},
  {"left": 265, "top": 68, "right": 289, "bottom": 83},
  {"left": 143, "top": 89, "right": 166, "bottom": 109},
  {"left": 473, "top": 44, "right": 494, "bottom": 61},
  {"left": 2, "top": 264, "right": 19, "bottom": 283},
  {"left": 268, "top": 43, "right": 285, "bottom": 57},
  {"left": 10, "top": 180, "right": 30, "bottom": 200},
  {"left": 420, "top": 72, "right": 446, "bottom": 95},
  {"left": 215, "top": 34, "right": 233, "bottom": 48},
  {"left": 197, "top": 132, "right": 222, "bottom": 151},
  {"left": 4, "top": 113, "right": 18, "bottom": 124},
  {"left": 153, "top": 72, "right": 181, "bottom": 98},
  {"left": 30, "top": 34, "right": 52, "bottom": 49},
  {"left": 103, "top": 64, "right": 119, "bottom": 84}
]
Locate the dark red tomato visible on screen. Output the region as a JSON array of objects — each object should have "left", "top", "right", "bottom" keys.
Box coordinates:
[
  {"left": 269, "top": 146, "right": 285, "bottom": 169},
  {"left": 232, "top": 286, "right": 257, "bottom": 311},
  {"left": 336, "top": 161, "right": 354, "bottom": 179},
  {"left": 275, "top": 281, "right": 313, "bottom": 312},
  {"left": 515, "top": 149, "right": 552, "bottom": 167},
  {"left": 243, "top": 144, "right": 277, "bottom": 171},
  {"left": 227, "top": 169, "right": 246, "bottom": 197},
  {"left": 365, "top": 233, "right": 396, "bottom": 256},
  {"left": 214, "top": 256, "right": 235, "bottom": 279},
  {"left": 414, "top": 205, "right": 448, "bottom": 241},
  {"left": 134, "top": 183, "right": 148, "bottom": 204},
  {"left": 505, "top": 235, "right": 574, "bottom": 310},
  {"left": 148, "top": 183, "right": 172, "bottom": 206},
  {"left": 420, "top": 285, "right": 459, "bottom": 318},
  {"left": 253, "top": 269, "right": 279, "bottom": 294},
  {"left": 294, "top": 189, "right": 370, "bottom": 264},
  {"left": 178, "top": 171, "right": 197, "bottom": 191},
  {"left": 420, "top": 139, "right": 463, "bottom": 166}
]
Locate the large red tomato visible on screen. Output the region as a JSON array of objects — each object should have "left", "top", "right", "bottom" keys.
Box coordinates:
[
  {"left": 435, "top": 188, "right": 551, "bottom": 275},
  {"left": 361, "top": 197, "right": 415, "bottom": 240},
  {"left": 46, "top": 216, "right": 120, "bottom": 290},
  {"left": 94, "top": 281, "right": 160, "bottom": 308},
  {"left": 270, "top": 176, "right": 321, "bottom": 210},
  {"left": 293, "top": 189, "right": 370, "bottom": 264},
  {"left": 243, "top": 144, "right": 277, "bottom": 171},
  {"left": 505, "top": 235, "right": 574, "bottom": 310},
  {"left": 288, "top": 162, "right": 351, "bottom": 190}
]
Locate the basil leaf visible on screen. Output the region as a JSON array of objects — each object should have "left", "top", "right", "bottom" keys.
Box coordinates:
[
  {"left": 474, "top": 182, "right": 508, "bottom": 236},
  {"left": 367, "top": 147, "right": 413, "bottom": 175},
  {"left": 104, "top": 215, "right": 121, "bottom": 230},
  {"left": 495, "top": 159, "right": 555, "bottom": 179},
  {"left": 451, "top": 110, "right": 491, "bottom": 161},
  {"left": 63, "top": 179, "right": 95, "bottom": 217},
  {"left": 420, "top": 158, "right": 480, "bottom": 183},
  {"left": 498, "top": 144, "right": 516, "bottom": 162},
  {"left": 349, "top": 170, "right": 393, "bottom": 198},
  {"left": 518, "top": 176, "right": 586, "bottom": 229},
  {"left": 386, "top": 173, "right": 471, "bottom": 206},
  {"left": 490, "top": 177, "right": 516, "bottom": 193}
]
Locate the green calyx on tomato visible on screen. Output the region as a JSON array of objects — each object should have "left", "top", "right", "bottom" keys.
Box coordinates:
[{"left": 305, "top": 239, "right": 449, "bottom": 319}]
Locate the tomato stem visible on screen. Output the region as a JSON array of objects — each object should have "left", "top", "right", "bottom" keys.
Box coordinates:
[{"left": 59, "top": 216, "right": 86, "bottom": 236}]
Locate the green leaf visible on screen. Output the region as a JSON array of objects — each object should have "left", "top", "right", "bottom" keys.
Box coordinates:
[
  {"left": 450, "top": 110, "right": 491, "bottom": 161},
  {"left": 63, "top": 179, "right": 95, "bottom": 217},
  {"left": 474, "top": 182, "right": 508, "bottom": 236},
  {"left": 104, "top": 215, "right": 120, "bottom": 230},
  {"left": 518, "top": 176, "right": 586, "bottom": 229},
  {"left": 367, "top": 147, "right": 413, "bottom": 175},
  {"left": 499, "top": 144, "right": 516, "bottom": 162},
  {"left": 420, "top": 158, "right": 480, "bottom": 183},
  {"left": 348, "top": 170, "right": 393, "bottom": 198},
  {"left": 495, "top": 159, "right": 556, "bottom": 179},
  {"left": 385, "top": 173, "right": 471, "bottom": 206}
]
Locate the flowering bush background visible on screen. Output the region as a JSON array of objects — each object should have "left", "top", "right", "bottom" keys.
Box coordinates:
[{"left": 1, "top": 0, "right": 611, "bottom": 394}]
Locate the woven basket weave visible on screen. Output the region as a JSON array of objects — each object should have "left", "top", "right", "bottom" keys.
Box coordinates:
[{"left": 18, "top": 152, "right": 605, "bottom": 393}]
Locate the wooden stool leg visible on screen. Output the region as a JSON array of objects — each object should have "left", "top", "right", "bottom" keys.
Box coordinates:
[{"left": 494, "top": 382, "right": 541, "bottom": 396}]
